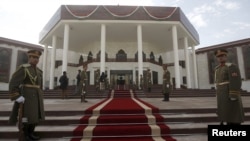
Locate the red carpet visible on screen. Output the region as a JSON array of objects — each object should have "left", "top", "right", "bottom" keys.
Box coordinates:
[{"left": 70, "top": 90, "right": 177, "bottom": 141}]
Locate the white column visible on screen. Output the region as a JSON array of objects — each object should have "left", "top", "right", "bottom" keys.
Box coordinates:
[
  {"left": 9, "top": 48, "right": 18, "bottom": 80},
  {"left": 42, "top": 44, "right": 48, "bottom": 90},
  {"left": 137, "top": 24, "right": 143, "bottom": 86},
  {"left": 172, "top": 25, "right": 181, "bottom": 88},
  {"left": 184, "top": 37, "right": 191, "bottom": 88},
  {"left": 100, "top": 24, "right": 106, "bottom": 74},
  {"left": 49, "top": 36, "right": 57, "bottom": 89},
  {"left": 62, "top": 24, "right": 70, "bottom": 73},
  {"left": 236, "top": 47, "right": 246, "bottom": 79},
  {"left": 192, "top": 45, "right": 198, "bottom": 88}
]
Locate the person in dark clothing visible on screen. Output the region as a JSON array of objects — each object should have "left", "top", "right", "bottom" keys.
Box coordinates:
[
  {"left": 59, "top": 71, "right": 69, "bottom": 99},
  {"left": 74, "top": 70, "right": 81, "bottom": 95}
]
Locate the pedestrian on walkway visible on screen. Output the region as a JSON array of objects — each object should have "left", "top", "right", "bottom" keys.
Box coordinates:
[
  {"left": 59, "top": 71, "right": 69, "bottom": 99},
  {"left": 214, "top": 49, "right": 244, "bottom": 125},
  {"left": 9, "top": 49, "right": 45, "bottom": 141}
]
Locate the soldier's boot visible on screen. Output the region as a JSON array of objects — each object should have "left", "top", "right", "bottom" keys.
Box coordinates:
[
  {"left": 83, "top": 95, "right": 88, "bottom": 103},
  {"left": 23, "top": 124, "right": 34, "bottom": 141},
  {"left": 162, "top": 93, "right": 169, "bottom": 101},
  {"left": 28, "top": 124, "right": 40, "bottom": 140}
]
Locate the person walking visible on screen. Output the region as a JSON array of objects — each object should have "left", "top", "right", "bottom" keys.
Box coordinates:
[
  {"left": 214, "top": 49, "right": 244, "bottom": 125},
  {"left": 162, "top": 65, "right": 171, "bottom": 101},
  {"left": 59, "top": 71, "right": 69, "bottom": 99},
  {"left": 9, "top": 49, "right": 45, "bottom": 141},
  {"left": 80, "top": 64, "right": 88, "bottom": 102}
]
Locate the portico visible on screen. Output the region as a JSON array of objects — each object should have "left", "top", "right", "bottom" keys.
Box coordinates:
[{"left": 39, "top": 5, "right": 200, "bottom": 90}]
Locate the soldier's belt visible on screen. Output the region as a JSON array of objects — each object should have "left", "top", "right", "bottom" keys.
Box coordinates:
[
  {"left": 23, "top": 84, "right": 40, "bottom": 89},
  {"left": 216, "top": 81, "right": 229, "bottom": 86}
]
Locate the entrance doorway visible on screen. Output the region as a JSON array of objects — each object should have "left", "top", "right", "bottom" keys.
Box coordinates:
[{"left": 110, "top": 70, "right": 133, "bottom": 90}]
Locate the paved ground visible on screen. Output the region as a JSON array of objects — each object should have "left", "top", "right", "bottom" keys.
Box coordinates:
[{"left": 1, "top": 96, "right": 250, "bottom": 141}]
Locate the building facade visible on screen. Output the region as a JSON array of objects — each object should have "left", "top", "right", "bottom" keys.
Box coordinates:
[
  {"left": 39, "top": 5, "right": 200, "bottom": 90},
  {"left": 196, "top": 38, "right": 250, "bottom": 92}
]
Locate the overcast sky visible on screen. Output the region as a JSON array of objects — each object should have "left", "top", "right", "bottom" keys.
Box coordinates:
[{"left": 0, "top": 0, "right": 249, "bottom": 49}]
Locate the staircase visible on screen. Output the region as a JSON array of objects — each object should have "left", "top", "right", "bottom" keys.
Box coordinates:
[{"left": 0, "top": 87, "right": 250, "bottom": 140}]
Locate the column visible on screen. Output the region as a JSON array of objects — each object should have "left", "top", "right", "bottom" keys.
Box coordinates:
[
  {"left": 184, "top": 37, "right": 191, "bottom": 88},
  {"left": 236, "top": 47, "right": 246, "bottom": 79},
  {"left": 9, "top": 48, "right": 18, "bottom": 79},
  {"left": 137, "top": 24, "right": 143, "bottom": 86},
  {"left": 100, "top": 24, "right": 106, "bottom": 74},
  {"left": 49, "top": 35, "right": 57, "bottom": 89},
  {"left": 42, "top": 44, "right": 48, "bottom": 90},
  {"left": 172, "top": 25, "right": 181, "bottom": 88},
  {"left": 62, "top": 24, "right": 70, "bottom": 73},
  {"left": 192, "top": 45, "right": 198, "bottom": 88}
]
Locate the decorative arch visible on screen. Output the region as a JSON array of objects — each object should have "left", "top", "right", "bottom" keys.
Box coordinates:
[{"left": 116, "top": 49, "right": 127, "bottom": 62}]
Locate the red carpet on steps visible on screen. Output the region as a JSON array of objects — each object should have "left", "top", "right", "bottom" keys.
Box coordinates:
[{"left": 70, "top": 90, "right": 177, "bottom": 141}]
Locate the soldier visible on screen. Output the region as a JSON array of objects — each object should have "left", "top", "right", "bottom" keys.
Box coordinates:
[
  {"left": 80, "top": 64, "right": 88, "bottom": 103},
  {"left": 9, "top": 49, "right": 45, "bottom": 140},
  {"left": 214, "top": 49, "right": 244, "bottom": 125},
  {"left": 146, "top": 69, "right": 152, "bottom": 92},
  {"left": 162, "top": 65, "right": 171, "bottom": 101},
  {"left": 139, "top": 74, "right": 144, "bottom": 90},
  {"left": 95, "top": 69, "right": 100, "bottom": 92}
]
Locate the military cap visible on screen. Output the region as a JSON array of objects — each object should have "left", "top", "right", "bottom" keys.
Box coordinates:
[
  {"left": 214, "top": 49, "right": 228, "bottom": 57},
  {"left": 27, "top": 49, "right": 42, "bottom": 57}
]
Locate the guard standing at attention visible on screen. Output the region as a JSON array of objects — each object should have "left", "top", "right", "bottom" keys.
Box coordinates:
[
  {"left": 146, "top": 69, "right": 152, "bottom": 92},
  {"left": 214, "top": 49, "right": 244, "bottom": 125},
  {"left": 80, "top": 63, "right": 88, "bottom": 102},
  {"left": 9, "top": 49, "right": 45, "bottom": 140},
  {"left": 162, "top": 65, "right": 171, "bottom": 101}
]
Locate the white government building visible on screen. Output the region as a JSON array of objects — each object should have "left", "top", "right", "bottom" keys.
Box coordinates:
[{"left": 0, "top": 5, "right": 249, "bottom": 92}]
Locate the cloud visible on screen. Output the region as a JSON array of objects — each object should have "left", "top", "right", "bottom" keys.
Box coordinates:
[
  {"left": 187, "top": 13, "right": 207, "bottom": 28},
  {"left": 214, "top": 0, "right": 240, "bottom": 10},
  {"left": 232, "top": 22, "right": 250, "bottom": 30}
]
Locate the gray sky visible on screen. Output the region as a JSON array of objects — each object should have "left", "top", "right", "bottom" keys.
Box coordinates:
[{"left": 0, "top": 0, "right": 249, "bottom": 49}]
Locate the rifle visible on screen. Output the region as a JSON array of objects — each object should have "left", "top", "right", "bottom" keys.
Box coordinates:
[{"left": 18, "top": 103, "right": 24, "bottom": 141}]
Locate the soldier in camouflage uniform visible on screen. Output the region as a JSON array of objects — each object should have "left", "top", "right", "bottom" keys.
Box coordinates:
[
  {"left": 162, "top": 65, "right": 171, "bottom": 101},
  {"left": 80, "top": 64, "right": 88, "bottom": 102},
  {"left": 9, "top": 49, "right": 45, "bottom": 140},
  {"left": 214, "top": 49, "right": 244, "bottom": 125},
  {"left": 146, "top": 69, "right": 152, "bottom": 92}
]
